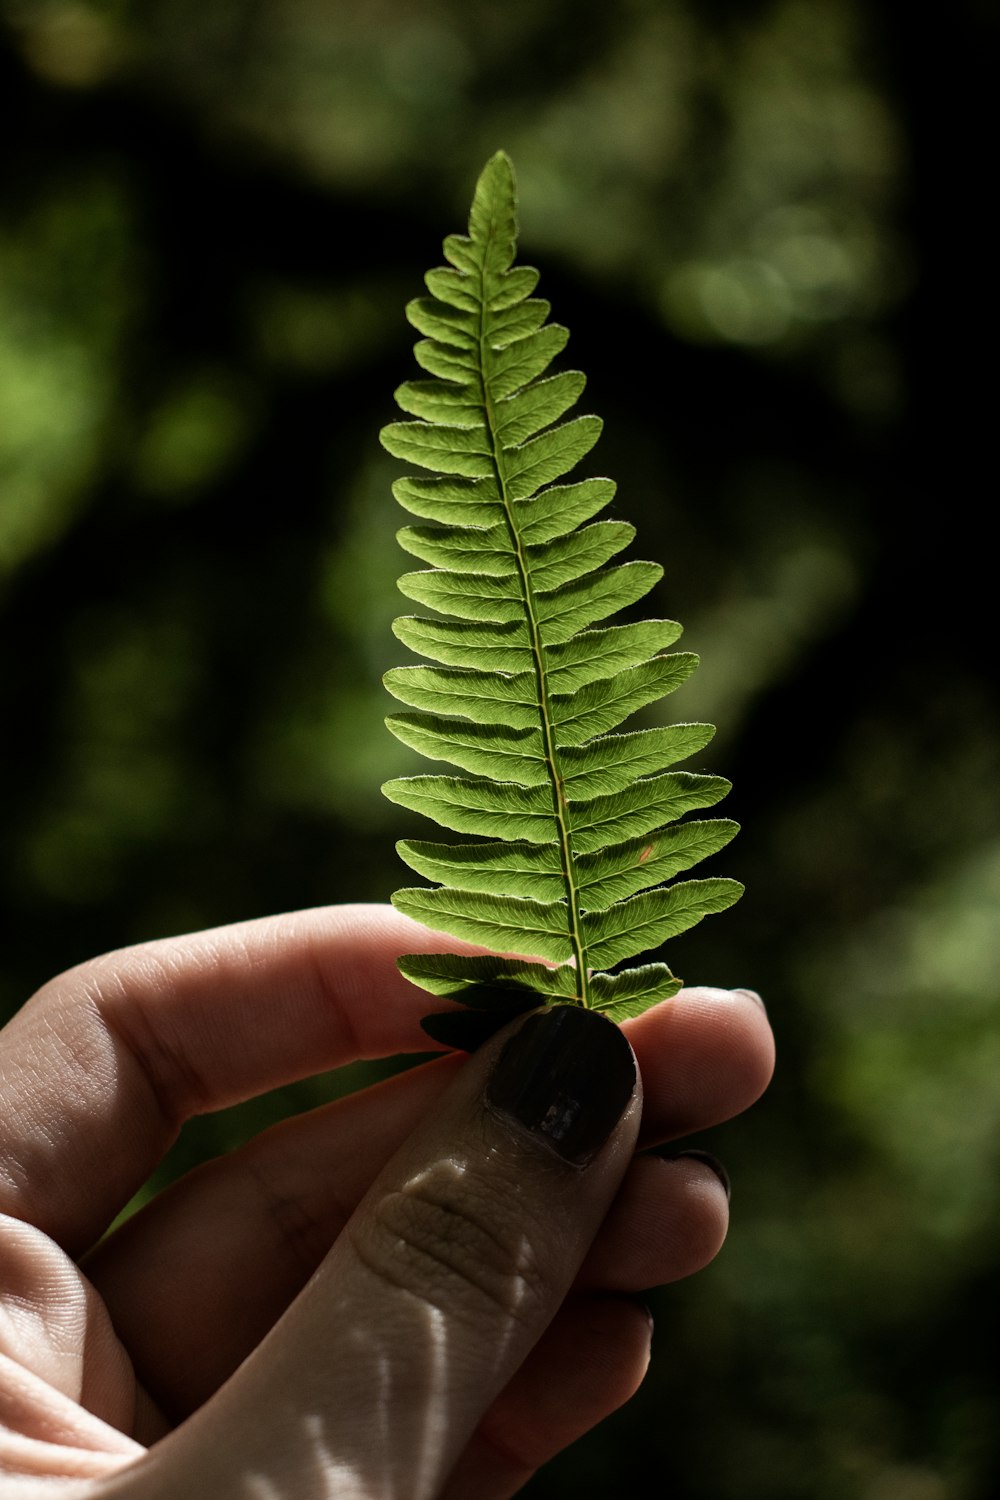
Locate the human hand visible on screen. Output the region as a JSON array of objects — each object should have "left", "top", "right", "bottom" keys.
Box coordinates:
[{"left": 0, "top": 904, "right": 774, "bottom": 1498}]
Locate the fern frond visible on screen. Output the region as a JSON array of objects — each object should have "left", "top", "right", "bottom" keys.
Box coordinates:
[{"left": 380, "top": 151, "right": 742, "bottom": 1046}]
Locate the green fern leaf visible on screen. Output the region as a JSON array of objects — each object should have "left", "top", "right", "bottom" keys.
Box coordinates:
[{"left": 380, "top": 151, "right": 743, "bottom": 1046}]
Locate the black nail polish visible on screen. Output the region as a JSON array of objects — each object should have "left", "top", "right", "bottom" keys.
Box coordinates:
[
  {"left": 659, "top": 1148, "right": 732, "bottom": 1202},
  {"left": 486, "top": 1007, "right": 636, "bottom": 1167}
]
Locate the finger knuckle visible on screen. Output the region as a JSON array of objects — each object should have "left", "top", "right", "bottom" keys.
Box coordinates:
[{"left": 354, "top": 1161, "right": 551, "bottom": 1326}]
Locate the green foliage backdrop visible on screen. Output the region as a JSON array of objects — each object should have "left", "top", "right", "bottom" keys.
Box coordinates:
[{"left": 1, "top": 2, "right": 995, "bottom": 1497}]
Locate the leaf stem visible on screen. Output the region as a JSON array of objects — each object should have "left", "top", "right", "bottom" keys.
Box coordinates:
[{"left": 477, "top": 282, "right": 591, "bottom": 1005}]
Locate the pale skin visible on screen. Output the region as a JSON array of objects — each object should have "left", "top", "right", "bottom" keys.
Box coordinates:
[{"left": 0, "top": 903, "right": 774, "bottom": 1499}]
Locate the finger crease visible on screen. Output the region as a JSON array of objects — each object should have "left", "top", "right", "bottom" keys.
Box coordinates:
[{"left": 242, "top": 1157, "right": 346, "bottom": 1281}]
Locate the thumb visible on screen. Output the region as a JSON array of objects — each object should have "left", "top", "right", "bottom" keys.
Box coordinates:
[{"left": 129, "top": 1006, "right": 640, "bottom": 1500}]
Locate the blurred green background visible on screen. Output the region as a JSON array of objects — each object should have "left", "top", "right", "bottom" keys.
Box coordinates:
[{"left": 1, "top": 1, "right": 995, "bottom": 1496}]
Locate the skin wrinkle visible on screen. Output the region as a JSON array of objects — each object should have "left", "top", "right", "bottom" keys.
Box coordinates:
[
  {"left": 87, "top": 971, "right": 204, "bottom": 1137},
  {"left": 84, "top": 939, "right": 236, "bottom": 1132},
  {"left": 297, "top": 927, "right": 367, "bottom": 1065},
  {"left": 1, "top": 1010, "right": 119, "bottom": 1240},
  {"left": 452, "top": 1420, "right": 535, "bottom": 1496},
  {"left": 240, "top": 1149, "right": 348, "bottom": 1287},
  {"left": 0, "top": 1351, "right": 141, "bottom": 1461},
  {"left": 0, "top": 1126, "right": 36, "bottom": 1217},
  {"left": 355, "top": 1176, "right": 550, "bottom": 1330},
  {"left": 0, "top": 1221, "right": 136, "bottom": 1440},
  {"left": 473, "top": 1388, "right": 577, "bottom": 1484},
  {"left": 93, "top": 920, "right": 374, "bottom": 1117}
]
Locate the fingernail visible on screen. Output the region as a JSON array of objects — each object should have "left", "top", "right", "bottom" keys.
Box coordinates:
[
  {"left": 635, "top": 1296, "right": 654, "bottom": 1336},
  {"left": 486, "top": 1007, "right": 636, "bottom": 1167},
  {"left": 659, "top": 1148, "right": 732, "bottom": 1202},
  {"left": 732, "top": 987, "right": 766, "bottom": 1014}
]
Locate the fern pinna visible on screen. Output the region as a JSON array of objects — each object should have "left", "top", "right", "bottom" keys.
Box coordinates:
[{"left": 380, "top": 151, "right": 742, "bottom": 1048}]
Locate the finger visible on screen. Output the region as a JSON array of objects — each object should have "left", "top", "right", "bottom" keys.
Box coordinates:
[
  {"left": 0, "top": 905, "right": 471, "bottom": 1254},
  {"left": 626, "top": 984, "right": 774, "bottom": 1147},
  {"left": 577, "top": 1151, "right": 730, "bottom": 1289},
  {"left": 85, "top": 987, "right": 767, "bottom": 1418},
  {"left": 86, "top": 1055, "right": 465, "bottom": 1420},
  {"left": 0, "top": 1352, "right": 143, "bottom": 1484},
  {"left": 440, "top": 1294, "right": 652, "bottom": 1500},
  {"left": 120, "top": 1007, "right": 641, "bottom": 1500}
]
